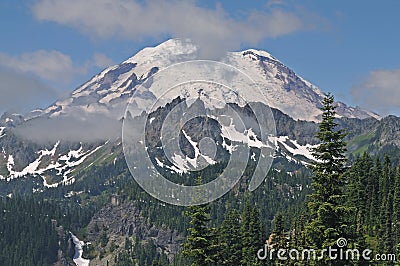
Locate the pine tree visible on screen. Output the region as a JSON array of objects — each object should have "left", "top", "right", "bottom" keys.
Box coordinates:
[
  {"left": 346, "top": 153, "right": 376, "bottom": 238},
  {"left": 249, "top": 207, "right": 264, "bottom": 257},
  {"left": 304, "top": 93, "right": 354, "bottom": 265},
  {"left": 364, "top": 155, "right": 379, "bottom": 234},
  {"left": 393, "top": 167, "right": 400, "bottom": 259},
  {"left": 182, "top": 176, "right": 216, "bottom": 266},
  {"left": 296, "top": 214, "right": 307, "bottom": 247},
  {"left": 182, "top": 203, "right": 215, "bottom": 266},
  {"left": 309, "top": 93, "right": 347, "bottom": 205},
  {"left": 218, "top": 208, "right": 242, "bottom": 265},
  {"left": 269, "top": 213, "right": 290, "bottom": 265},
  {"left": 378, "top": 156, "right": 393, "bottom": 253},
  {"left": 384, "top": 192, "right": 394, "bottom": 254},
  {"left": 240, "top": 200, "right": 263, "bottom": 266},
  {"left": 369, "top": 157, "right": 382, "bottom": 229},
  {"left": 271, "top": 213, "right": 287, "bottom": 250}
]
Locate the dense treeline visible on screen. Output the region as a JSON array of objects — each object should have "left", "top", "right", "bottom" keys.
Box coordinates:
[
  {"left": 0, "top": 196, "right": 96, "bottom": 265},
  {"left": 181, "top": 156, "right": 400, "bottom": 266},
  {"left": 181, "top": 94, "right": 400, "bottom": 265},
  {"left": 0, "top": 197, "right": 59, "bottom": 265},
  {"left": 269, "top": 154, "right": 400, "bottom": 266},
  {"left": 182, "top": 196, "right": 267, "bottom": 265},
  {"left": 346, "top": 153, "right": 400, "bottom": 260}
]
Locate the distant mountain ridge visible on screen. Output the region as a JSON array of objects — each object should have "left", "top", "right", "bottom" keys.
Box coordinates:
[{"left": 0, "top": 39, "right": 396, "bottom": 193}]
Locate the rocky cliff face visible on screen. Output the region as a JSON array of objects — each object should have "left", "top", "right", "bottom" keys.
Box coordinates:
[{"left": 84, "top": 200, "right": 184, "bottom": 264}]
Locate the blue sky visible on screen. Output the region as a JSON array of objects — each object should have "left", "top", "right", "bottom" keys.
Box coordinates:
[{"left": 1, "top": 0, "right": 400, "bottom": 116}]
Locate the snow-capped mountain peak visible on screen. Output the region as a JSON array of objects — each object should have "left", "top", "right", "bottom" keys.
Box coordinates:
[{"left": 34, "top": 38, "right": 378, "bottom": 122}]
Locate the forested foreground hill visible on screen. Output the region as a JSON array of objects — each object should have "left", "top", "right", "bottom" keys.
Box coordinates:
[
  {"left": 2, "top": 151, "right": 398, "bottom": 265},
  {"left": 0, "top": 159, "right": 311, "bottom": 265}
]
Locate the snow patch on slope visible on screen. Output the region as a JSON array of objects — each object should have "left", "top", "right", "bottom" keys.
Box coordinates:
[
  {"left": 3, "top": 142, "right": 104, "bottom": 187},
  {"left": 271, "top": 136, "right": 317, "bottom": 162},
  {"left": 220, "top": 118, "right": 268, "bottom": 148},
  {"left": 181, "top": 130, "right": 216, "bottom": 167}
]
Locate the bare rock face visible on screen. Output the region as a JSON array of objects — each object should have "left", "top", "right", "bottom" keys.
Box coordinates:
[{"left": 84, "top": 200, "right": 184, "bottom": 263}]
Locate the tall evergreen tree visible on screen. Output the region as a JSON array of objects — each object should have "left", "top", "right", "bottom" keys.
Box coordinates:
[
  {"left": 241, "top": 200, "right": 263, "bottom": 266},
  {"left": 346, "top": 153, "right": 376, "bottom": 238},
  {"left": 269, "top": 213, "right": 290, "bottom": 265},
  {"left": 182, "top": 177, "right": 216, "bottom": 266},
  {"left": 304, "top": 93, "right": 354, "bottom": 264},
  {"left": 393, "top": 167, "right": 400, "bottom": 259},
  {"left": 365, "top": 155, "right": 379, "bottom": 234},
  {"left": 378, "top": 156, "right": 393, "bottom": 253},
  {"left": 369, "top": 157, "right": 382, "bottom": 229},
  {"left": 182, "top": 202, "right": 215, "bottom": 266},
  {"left": 384, "top": 192, "right": 394, "bottom": 254},
  {"left": 271, "top": 213, "right": 287, "bottom": 251},
  {"left": 218, "top": 208, "right": 242, "bottom": 265},
  {"left": 309, "top": 93, "right": 347, "bottom": 204}
]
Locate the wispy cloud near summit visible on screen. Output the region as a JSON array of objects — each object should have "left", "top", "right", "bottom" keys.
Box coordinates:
[
  {"left": 0, "top": 50, "right": 76, "bottom": 83},
  {"left": 352, "top": 69, "right": 400, "bottom": 115},
  {"left": 32, "top": 0, "right": 312, "bottom": 59}
]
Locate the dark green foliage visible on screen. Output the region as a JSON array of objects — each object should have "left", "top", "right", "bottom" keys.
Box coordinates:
[
  {"left": 0, "top": 196, "right": 94, "bottom": 266},
  {"left": 182, "top": 202, "right": 216, "bottom": 265},
  {"left": 181, "top": 176, "right": 216, "bottom": 265},
  {"left": 344, "top": 154, "right": 400, "bottom": 265},
  {"left": 394, "top": 167, "right": 400, "bottom": 253},
  {"left": 0, "top": 198, "right": 58, "bottom": 265},
  {"left": 308, "top": 94, "right": 347, "bottom": 204},
  {"left": 271, "top": 213, "right": 288, "bottom": 251},
  {"left": 240, "top": 200, "right": 264, "bottom": 266},
  {"left": 303, "top": 93, "right": 358, "bottom": 265},
  {"left": 218, "top": 208, "right": 242, "bottom": 265}
]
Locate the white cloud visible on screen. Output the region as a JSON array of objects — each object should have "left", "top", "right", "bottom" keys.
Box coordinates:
[
  {"left": 265, "top": 0, "right": 287, "bottom": 8},
  {"left": 351, "top": 69, "right": 400, "bottom": 115},
  {"left": 15, "top": 113, "right": 121, "bottom": 143},
  {"left": 0, "top": 50, "right": 76, "bottom": 83},
  {"left": 0, "top": 50, "right": 115, "bottom": 87},
  {"left": 93, "top": 53, "right": 115, "bottom": 68},
  {"left": 0, "top": 68, "right": 59, "bottom": 113},
  {"left": 32, "top": 0, "right": 310, "bottom": 59},
  {"left": 0, "top": 50, "right": 115, "bottom": 114}
]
